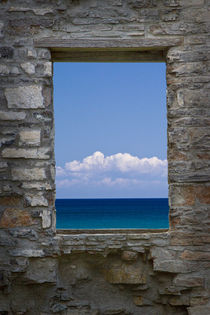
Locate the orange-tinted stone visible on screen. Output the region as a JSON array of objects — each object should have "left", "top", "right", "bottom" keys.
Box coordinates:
[
  {"left": 196, "top": 186, "right": 210, "bottom": 204},
  {"left": 182, "top": 186, "right": 196, "bottom": 206},
  {"left": 0, "top": 208, "right": 34, "bottom": 228},
  {"left": 169, "top": 150, "right": 187, "bottom": 161},
  {"left": 0, "top": 196, "right": 22, "bottom": 207},
  {"left": 181, "top": 250, "right": 210, "bottom": 261},
  {"left": 197, "top": 153, "right": 210, "bottom": 160},
  {"left": 169, "top": 215, "right": 181, "bottom": 229}
]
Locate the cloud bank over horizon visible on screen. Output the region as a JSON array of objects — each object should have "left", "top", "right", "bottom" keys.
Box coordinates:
[{"left": 56, "top": 151, "right": 168, "bottom": 198}]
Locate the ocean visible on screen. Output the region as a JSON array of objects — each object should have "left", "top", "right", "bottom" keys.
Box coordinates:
[{"left": 56, "top": 198, "right": 169, "bottom": 229}]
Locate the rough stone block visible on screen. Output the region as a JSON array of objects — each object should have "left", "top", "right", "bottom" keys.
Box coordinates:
[
  {"left": 25, "top": 258, "right": 57, "bottom": 283},
  {"left": 0, "top": 65, "right": 9, "bottom": 75},
  {"left": 2, "top": 147, "right": 50, "bottom": 159},
  {"left": 25, "top": 193, "right": 48, "bottom": 207},
  {"left": 133, "top": 296, "right": 153, "bottom": 306},
  {"left": 42, "top": 62, "right": 52, "bottom": 76},
  {"left": 11, "top": 167, "right": 46, "bottom": 181},
  {"left": 5, "top": 85, "right": 44, "bottom": 109},
  {"left": 21, "top": 62, "right": 35, "bottom": 75},
  {"left": 187, "top": 306, "right": 210, "bottom": 315},
  {"left": 0, "top": 111, "right": 26, "bottom": 121},
  {"left": 121, "top": 251, "right": 138, "bottom": 261},
  {"left": 0, "top": 208, "right": 34, "bottom": 228},
  {"left": 0, "top": 196, "right": 22, "bottom": 207},
  {"left": 173, "top": 274, "right": 204, "bottom": 287},
  {"left": 39, "top": 209, "right": 51, "bottom": 228},
  {"left": 104, "top": 263, "right": 146, "bottom": 284},
  {"left": 181, "top": 250, "right": 210, "bottom": 261},
  {"left": 10, "top": 249, "right": 45, "bottom": 257},
  {"left": 19, "top": 129, "right": 41, "bottom": 146}
]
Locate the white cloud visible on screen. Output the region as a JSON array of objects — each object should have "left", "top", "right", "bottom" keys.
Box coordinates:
[
  {"left": 64, "top": 151, "right": 167, "bottom": 175},
  {"left": 56, "top": 151, "right": 167, "bottom": 190}
]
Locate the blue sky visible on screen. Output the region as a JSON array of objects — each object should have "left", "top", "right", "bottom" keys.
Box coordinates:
[{"left": 54, "top": 62, "right": 167, "bottom": 198}]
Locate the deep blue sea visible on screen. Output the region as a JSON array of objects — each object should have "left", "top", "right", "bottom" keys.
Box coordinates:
[{"left": 56, "top": 198, "right": 169, "bottom": 229}]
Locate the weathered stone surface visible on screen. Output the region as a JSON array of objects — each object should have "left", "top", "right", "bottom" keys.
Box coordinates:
[
  {"left": 11, "top": 167, "right": 46, "bottom": 181},
  {"left": 121, "top": 251, "right": 138, "bottom": 261},
  {"left": 19, "top": 129, "right": 41, "bottom": 146},
  {"left": 25, "top": 193, "right": 48, "bottom": 207},
  {"left": 187, "top": 306, "right": 210, "bottom": 315},
  {"left": 5, "top": 85, "right": 44, "bottom": 109},
  {"left": 173, "top": 274, "right": 204, "bottom": 287},
  {"left": 25, "top": 258, "right": 57, "bottom": 283},
  {"left": 104, "top": 263, "right": 146, "bottom": 284},
  {"left": 2, "top": 147, "right": 50, "bottom": 159},
  {"left": 21, "top": 62, "right": 35, "bottom": 75},
  {"left": 181, "top": 250, "right": 210, "bottom": 261},
  {"left": 0, "top": 111, "right": 26, "bottom": 120},
  {"left": 10, "top": 249, "right": 45, "bottom": 257},
  {"left": 0, "top": 196, "right": 22, "bottom": 207},
  {"left": 0, "top": 208, "right": 34, "bottom": 228},
  {"left": 39, "top": 210, "right": 51, "bottom": 228},
  {"left": 133, "top": 296, "right": 153, "bottom": 306},
  {"left": 42, "top": 62, "right": 52, "bottom": 76}
]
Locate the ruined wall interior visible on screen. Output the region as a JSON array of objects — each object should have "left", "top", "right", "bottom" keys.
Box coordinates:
[{"left": 0, "top": 0, "right": 210, "bottom": 314}]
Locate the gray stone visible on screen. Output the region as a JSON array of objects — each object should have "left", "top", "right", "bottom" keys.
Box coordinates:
[
  {"left": 21, "top": 62, "right": 35, "bottom": 75},
  {"left": 40, "top": 210, "right": 52, "bottom": 228},
  {"left": 187, "top": 306, "right": 210, "bottom": 315},
  {"left": 10, "top": 249, "right": 45, "bottom": 257},
  {"left": 11, "top": 167, "right": 46, "bottom": 181},
  {"left": 0, "top": 65, "right": 10, "bottom": 75},
  {"left": 2, "top": 147, "right": 50, "bottom": 159},
  {"left": 19, "top": 129, "right": 41, "bottom": 146},
  {"left": 25, "top": 193, "right": 48, "bottom": 207},
  {"left": 25, "top": 258, "right": 57, "bottom": 283},
  {"left": 0, "top": 111, "right": 26, "bottom": 120},
  {"left": 5, "top": 85, "right": 44, "bottom": 109}
]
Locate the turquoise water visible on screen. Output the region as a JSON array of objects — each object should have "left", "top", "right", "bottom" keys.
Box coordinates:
[{"left": 56, "top": 198, "right": 169, "bottom": 229}]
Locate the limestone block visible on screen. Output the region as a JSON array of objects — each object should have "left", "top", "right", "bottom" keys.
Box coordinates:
[
  {"left": 0, "top": 22, "right": 4, "bottom": 37},
  {"left": 2, "top": 147, "right": 50, "bottom": 159},
  {"left": 25, "top": 258, "right": 57, "bottom": 283},
  {"left": 19, "top": 129, "right": 41, "bottom": 146},
  {"left": 173, "top": 274, "right": 204, "bottom": 287},
  {"left": 42, "top": 62, "right": 52, "bottom": 76},
  {"left": 0, "top": 195, "right": 22, "bottom": 206},
  {"left": 180, "top": 0, "right": 204, "bottom": 6},
  {"left": 21, "top": 182, "right": 52, "bottom": 190},
  {"left": 39, "top": 210, "right": 51, "bottom": 228},
  {"left": 121, "top": 251, "right": 138, "bottom": 261},
  {"left": 10, "top": 249, "right": 45, "bottom": 257},
  {"left": 0, "top": 208, "right": 34, "bottom": 228},
  {"left": 153, "top": 259, "right": 192, "bottom": 273},
  {"left": 27, "top": 49, "right": 37, "bottom": 58},
  {"left": 21, "top": 62, "right": 35, "bottom": 75},
  {"left": 0, "top": 64, "right": 9, "bottom": 75},
  {"left": 187, "top": 306, "right": 210, "bottom": 315},
  {"left": 105, "top": 263, "right": 146, "bottom": 284},
  {"left": 5, "top": 85, "right": 44, "bottom": 109},
  {"left": 25, "top": 193, "right": 48, "bottom": 207},
  {"left": 169, "top": 296, "right": 190, "bottom": 306},
  {"left": 133, "top": 296, "right": 153, "bottom": 306},
  {"left": 11, "top": 167, "right": 46, "bottom": 181},
  {"left": 181, "top": 250, "right": 210, "bottom": 261},
  {"left": 0, "top": 111, "right": 26, "bottom": 120}
]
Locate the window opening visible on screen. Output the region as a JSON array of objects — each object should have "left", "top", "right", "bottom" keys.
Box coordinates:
[{"left": 54, "top": 62, "right": 168, "bottom": 229}]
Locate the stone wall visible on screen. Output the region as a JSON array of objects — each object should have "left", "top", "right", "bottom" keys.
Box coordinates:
[{"left": 0, "top": 0, "right": 210, "bottom": 314}]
